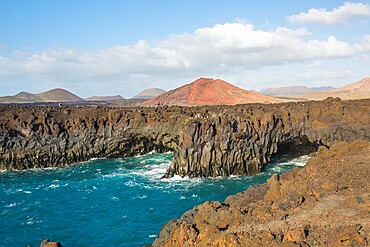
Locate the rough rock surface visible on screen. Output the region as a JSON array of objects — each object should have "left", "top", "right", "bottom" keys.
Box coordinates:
[
  {"left": 0, "top": 98, "right": 370, "bottom": 179},
  {"left": 153, "top": 140, "right": 370, "bottom": 246},
  {"left": 40, "top": 239, "right": 62, "bottom": 247}
]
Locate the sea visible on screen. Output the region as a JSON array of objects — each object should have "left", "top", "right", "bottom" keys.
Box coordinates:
[{"left": 0, "top": 152, "right": 308, "bottom": 246}]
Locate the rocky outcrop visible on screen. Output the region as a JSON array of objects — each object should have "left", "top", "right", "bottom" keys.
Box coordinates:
[
  {"left": 0, "top": 105, "right": 180, "bottom": 170},
  {"left": 40, "top": 239, "right": 62, "bottom": 247},
  {"left": 0, "top": 98, "right": 370, "bottom": 178},
  {"left": 153, "top": 140, "right": 370, "bottom": 246},
  {"left": 163, "top": 97, "right": 370, "bottom": 178}
]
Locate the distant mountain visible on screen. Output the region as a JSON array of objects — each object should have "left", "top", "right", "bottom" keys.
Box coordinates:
[
  {"left": 260, "top": 85, "right": 335, "bottom": 97},
  {"left": 0, "top": 88, "right": 84, "bottom": 103},
  {"left": 133, "top": 88, "right": 166, "bottom": 99},
  {"left": 310, "top": 86, "right": 335, "bottom": 91},
  {"left": 304, "top": 77, "right": 370, "bottom": 100},
  {"left": 141, "top": 78, "right": 282, "bottom": 106},
  {"left": 86, "top": 95, "right": 125, "bottom": 101},
  {"left": 260, "top": 86, "right": 314, "bottom": 96}
]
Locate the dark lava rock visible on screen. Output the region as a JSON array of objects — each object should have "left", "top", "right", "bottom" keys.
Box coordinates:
[{"left": 0, "top": 98, "right": 369, "bottom": 179}]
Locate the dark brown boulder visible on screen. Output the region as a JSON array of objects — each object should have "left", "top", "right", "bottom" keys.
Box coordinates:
[{"left": 40, "top": 239, "right": 62, "bottom": 247}]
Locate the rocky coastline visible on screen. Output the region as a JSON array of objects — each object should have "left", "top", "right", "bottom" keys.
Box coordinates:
[
  {"left": 153, "top": 140, "right": 370, "bottom": 246},
  {"left": 1, "top": 98, "right": 370, "bottom": 179}
]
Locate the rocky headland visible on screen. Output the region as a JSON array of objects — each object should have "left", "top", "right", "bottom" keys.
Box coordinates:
[
  {"left": 0, "top": 98, "right": 369, "bottom": 179},
  {"left": 153, "top": 140, "right": 370, "bottom": 246}
]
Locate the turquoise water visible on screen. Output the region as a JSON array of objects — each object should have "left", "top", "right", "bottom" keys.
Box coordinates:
[{"left": 0, "top": 152, "right": 308, "bottom": 246}]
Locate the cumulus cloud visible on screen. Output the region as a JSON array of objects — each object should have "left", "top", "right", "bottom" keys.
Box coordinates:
[
  {"left": 288, "top": 2, "right": 370, "bottom": 24},
  {"left": 354, "top": 34, "right": 370, "bottom": 52},
  {"left": 0, "top": 22, "right": 361, "bottom": 96}
]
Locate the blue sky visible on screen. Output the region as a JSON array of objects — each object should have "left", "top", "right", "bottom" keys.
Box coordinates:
[{"left": 0, "top": 0, "right": 369, "bottom": 98}]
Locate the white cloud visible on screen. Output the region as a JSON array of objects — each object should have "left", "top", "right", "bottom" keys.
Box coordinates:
[
  {"left": 1, "top": 23, "right": 354, "bottom": 77},
  {"left": 0, "top": 22, "right": 364, "bottom": 97},
  {"left": 354, "top": 34, "right": 370, "bottom": 51},
  {"left": 288, "top": 2, "right": 370, "bottom": 24}
]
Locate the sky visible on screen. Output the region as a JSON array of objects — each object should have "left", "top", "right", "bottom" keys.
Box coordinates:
[{"left": 0, "top": 0, "right": 369, "bottom": 98}]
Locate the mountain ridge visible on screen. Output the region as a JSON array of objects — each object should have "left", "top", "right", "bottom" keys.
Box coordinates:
[
  {"left": 303, "top": 77, "right": 370, "bottom": 100},
  {"left": 0, "top": 88, "right": 84, "bottom": 103}
]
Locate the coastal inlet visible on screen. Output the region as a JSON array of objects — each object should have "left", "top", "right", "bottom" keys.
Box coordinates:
[
  {"left": 1, "top": 98, "right": 370, "bottom": 178},
  {"left": 0, "top": 151, "right": 308, "bottom": 246}
]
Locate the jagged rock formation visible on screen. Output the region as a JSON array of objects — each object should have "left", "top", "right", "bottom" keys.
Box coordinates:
[
  {"left": 0, "top": 98, "right": 369, "bottom": 179},
  {"left": 162, "top": 97, "right": 370, "bottom": 178},
  {"left": 141, "top": 78, "right": 282, "bottom": 106},
  {"left": 0, "top": 105, "right": 180, "bottom": 169},
  {"left": 153, "top": 140, "right": 370, "bottom": 246},
  {"left": 40, "top": 239, "right": 62, "bottom": 247}
]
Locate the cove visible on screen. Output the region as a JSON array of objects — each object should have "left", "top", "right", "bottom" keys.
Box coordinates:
[{"left": 0, "top": 152, "right": 308, "bottom": 246}]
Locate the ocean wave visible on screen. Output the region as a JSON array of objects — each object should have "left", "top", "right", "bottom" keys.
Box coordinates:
[
  {"left": 47, "top": 184, "right": 60, "bottom": 189},
  {"left": 279, "top": 155, "right": 309, "bottom": 167},
  {"left": 89, "top": 157, "right": 107, "bottom": 161},
  {"left": 110, "top": 196, "right": 119, "bottom": 201},
  {"left": 124, "top": 180, "right": 139, "bottom": 187},
  {"left": 5, "top": 203, "right": 17, "bottom": 208}
]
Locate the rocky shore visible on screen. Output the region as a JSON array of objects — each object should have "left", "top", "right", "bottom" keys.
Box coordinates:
[
  {"left": 1, "top": 98, "right": 370, "bottom": 178},
  {"left": 153, "top": 140, "right": 370, "bottom": 246},
  {"left": 0, "top": 98, "right": 369, "bottom": 179}
]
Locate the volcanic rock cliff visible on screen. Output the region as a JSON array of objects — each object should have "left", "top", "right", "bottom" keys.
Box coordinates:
[
  {"left": 153, "top": 140, "right": 370, "bottom": 246},
  {"left": 0, "top": 98, "right": 370, "bottom": 179}
]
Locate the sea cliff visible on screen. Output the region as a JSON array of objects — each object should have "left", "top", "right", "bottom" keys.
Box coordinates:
[
  {"left": 153, "top": 140, "right": 370, "bottom": 246},
  {"left": 1, "top": 98, "right": 369, "bottom": 178}
]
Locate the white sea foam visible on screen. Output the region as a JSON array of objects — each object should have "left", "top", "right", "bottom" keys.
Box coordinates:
[
  {"left": 5, "top": 203, "right": 17, "bottom": 208},
  {"left": 89, "top": 157, "right": 107, "bottom": 161},
  {"left": 149, "top": 235, "right": 157, "bottom": 238},
  {"left": 47, "top": 184, "right": 60, "bottom": 189},
  {"left": 124, "top": 180, "right": 139, "bottom": 187},
  {"left": 110, "top": 196, "right": 119, "bottom": 201},
  {"left": 279, "top": 155, "right": 309, "bottom": 167}
]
